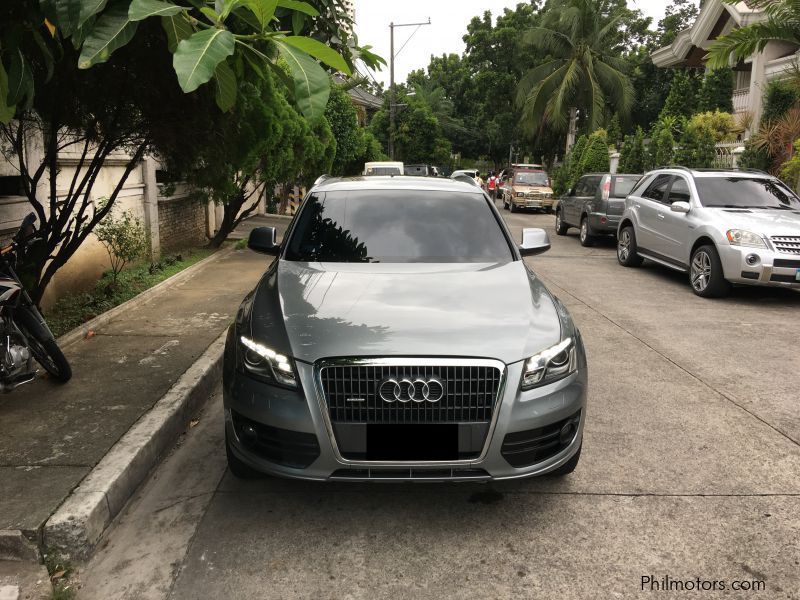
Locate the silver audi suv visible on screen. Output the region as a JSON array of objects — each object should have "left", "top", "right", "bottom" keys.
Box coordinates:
[
  {"left": 223, "top": 176, "right": 587, "bottom": 481},
  {"left": 617, "top": 167, "right": 800, "bottom": 297}
]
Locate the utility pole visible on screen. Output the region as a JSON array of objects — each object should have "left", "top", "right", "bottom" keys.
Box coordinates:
[{"left": 388, "top": 18, "right": 431, "bottom": 160}]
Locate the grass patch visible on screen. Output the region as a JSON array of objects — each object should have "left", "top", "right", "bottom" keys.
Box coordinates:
[
  {"left": 43, "top": 549, "right": 75, "bottom": 600},
  {"left": 234, "top": 238, "right": 247, "bottom": 250},
  {"left": 45, "top": 247, "right": 216, "bottom": 338}
]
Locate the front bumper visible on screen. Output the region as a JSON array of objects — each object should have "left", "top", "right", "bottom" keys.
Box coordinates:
[
  {"left": 224, "top": 340, "right": 588, "bottom": 482},
  {"left": 511, "top": 196, "right": 554, "bottom": 209},
  {"left": 717, "top": 244, "right": 800, "bottom": 288}
]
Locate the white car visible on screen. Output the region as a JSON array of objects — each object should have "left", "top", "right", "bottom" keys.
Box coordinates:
[
  {"left": 364, "top": 161, "right": 403, "bottom": 176},
  {"left": 617, "top": 167, "right": 800, "bottom": 297}
]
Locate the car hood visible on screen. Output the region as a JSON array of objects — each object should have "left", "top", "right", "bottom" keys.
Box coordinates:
[
  {"left": 711, "top": 208, "right": 800, "bottom": 236},
  {"left": 249, "top": 261, "right": 562, "bottom": 365}
]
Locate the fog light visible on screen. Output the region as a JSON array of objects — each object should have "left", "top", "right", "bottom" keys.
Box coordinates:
[
  {"left": 559, "top": 421, "right": 577, "bottom": 445},
  {"left": 745, "top": 254, "right": 760, "bottom": 266},
  {"left": 241, "top": 423, "right": 258, "bottom": 446}
]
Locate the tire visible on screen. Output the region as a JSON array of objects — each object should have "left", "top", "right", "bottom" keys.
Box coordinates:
[
  {"left": 226, "top": 432, "right": 264, "bottom": 479},
  {"left": 690, "top": 244, "right": 731, "bottom": 298},
  {"left": 509, "top": 201, "right": 518, "bottom": 213},
  {"left": 579, "top": 217, "right": 596, "bottom": 247},
  {"left": 17, "top": 310, "right": 72, "bottom": 382},
  {"left": 555, "top": 209, "right": 569, "bottom": 236},
  {"left": 502, "top": 195, "right": 508, "bottom": 210},
  {"left": 549, "top": 442, "right": 581, "bottom": 476},
  {"left": 617, "top": 225, "right": 644, "bottom": 267}
]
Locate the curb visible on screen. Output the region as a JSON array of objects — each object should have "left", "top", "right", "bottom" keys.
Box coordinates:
[
  {"left": 0, "top": 531, "right": 39, "bottom": 563},
  {"left": 56, "top": 246, "right": 236, "bottom": 349},
  {"left": 43, "top": 330, "right": 228, "bottom": 562}
]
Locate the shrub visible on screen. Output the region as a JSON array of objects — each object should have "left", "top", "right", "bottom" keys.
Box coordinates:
[
  {"left": 697, "top": 68, "right": 734, "bottom": 113},
  {"left": 686, "top": 110, "right": 736, "bottom": 142},
  {"left": 761, "top": 80, "right": 800, "bottom": 125},
  {"left": 619, "top": 126, "right": 646, "bottom": 173},
  {"left": 738, "top": 138, "right": 771, "bottom": 171},
  {"left": 675, "top": 128, "right": 716, "bottom": 168},
  {"left": 567, "top": 135, "right": 589, "bottom": 184},
  {"left": 780, "top": 139, "right": 800, "bottom": 191},
  {"left": 659, "top": 70, "right": 699, "bottom": 120},
  {"left": 648, "top": 123, "right": 675, "bottom": 169},
  {"left": 579, "top": 131, "right": 610, "bottom": 173},
  {"left": 94, "top": 202, "right": 147, "bottom": 291}
]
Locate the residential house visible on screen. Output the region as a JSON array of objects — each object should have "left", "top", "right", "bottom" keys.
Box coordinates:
[{"left": 651, "top": 0, "right": 800, "bottom": 134}]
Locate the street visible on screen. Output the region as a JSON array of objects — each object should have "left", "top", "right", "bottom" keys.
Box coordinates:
[{"left": 78, "top": 206, "right": 800, "bottom": 600}]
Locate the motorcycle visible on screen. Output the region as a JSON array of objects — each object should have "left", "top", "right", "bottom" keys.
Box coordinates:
[{"left": 0, "top": 213, "right": 71, "bottom": 392}]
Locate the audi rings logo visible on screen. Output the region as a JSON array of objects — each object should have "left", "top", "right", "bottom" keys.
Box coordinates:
[{"left": 378, "top": 377, "right": 445, "bottom": 403}]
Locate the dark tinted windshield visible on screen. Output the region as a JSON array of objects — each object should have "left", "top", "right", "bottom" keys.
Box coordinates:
[
  {"left": 696, "top": 177, "right": 800, "bottom": 209},
  {"left": 285, "top": 190, "right": 513, "bottom": 263},
  {"left": 514, "top": 171, "right": 548, "bottom": 186},
  {"left": 611, "top": 176, "right": 640, "bottom": 198}
]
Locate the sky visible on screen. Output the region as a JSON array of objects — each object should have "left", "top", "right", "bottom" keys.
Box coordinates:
[{"left": 354, "top": 0, "right": 671, "bottom": 87}]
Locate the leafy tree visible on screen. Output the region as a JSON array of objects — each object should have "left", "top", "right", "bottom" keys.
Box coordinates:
[
  {"left": 707, "top": 0, "right": 800, "bottom": 70},
  {"left": 657, "top": 0, "right": 699, "bottom": 46},
  {"left": 619, "top": 126, "right": 646, "bottom": 173},
  {"left": 648, "top": 123, "right": 676, "bottom": 169},
  {"left": 567, "top": 135, "right": 590, "bottom": 185},
  {"left": 370, "top": 94, "right": 451, "bottom": 166},
  {"left": 675, "top": 128, "right": 716, "bottom": 168},
  {"left": 697, "top": 68, "right": 734, "bottom": 113},
  {"left": 659, "top": 70, "right": 699, "bottom": 120},
  {"left": 95, "top": 203, "right": 148, "bottom": 291},
  {"left": 579, "top": 131, "right": 611, "bottom": 173},
  {"left": 516, "top": 0, "right": 635, "bottom": 139},
  {"left": 325, "top": 84, "right": 361, "bottom": 175},
  {"left": 606, "top": 114, "right": 623, "bottom": 150}
]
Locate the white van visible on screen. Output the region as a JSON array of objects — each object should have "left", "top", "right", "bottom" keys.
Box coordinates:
[{"left": 363, "top": 161, "right": 404, "bottom": 176}]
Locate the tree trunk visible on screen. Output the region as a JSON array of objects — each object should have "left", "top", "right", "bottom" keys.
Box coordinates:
[{"left": 565, "top": 107, "right": 578, "bottom": 156}]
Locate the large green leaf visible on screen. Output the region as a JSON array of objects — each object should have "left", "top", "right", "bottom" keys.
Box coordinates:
[
  {"left": 0, "top": 61, "right": 16, "bottom": 124},
  {"left": 276, "top": 0, "right": 319, "bottom": 17},
  {"left": 275, "top": 39, "right": 330, "bottom": 119},
  {"left": 78, "top": 3, "right": 139, "bottom": 68},
  {"left": 46, "top": 0, "right": 82, "bottom": 37},
  {"left": 161, "top": 14, "right": 194, "bottom": 52},
  {"left": 6, "top": 50, "right": 33, "bottom": 106},
  {"left": 173, "top": 28, "right": 235, "bottom": 93},
  {"left": 243, "top": 0, "right": 278, "bottom": 29},
  {"left": 213, "top": 59, "right": 237, "bottom": 111},
  {"left": 282, "top": 35, "right": 350, "bottom": 75},
  {"left": 129, "top": 0, "right": 184, "bottom": 21},
  {"left": 79, "top": 0, "right": 109, "bottom": 26}
]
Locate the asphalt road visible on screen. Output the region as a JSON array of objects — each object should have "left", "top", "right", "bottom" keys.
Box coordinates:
[{"left": 79, "top": 206, "right": 800, "bottom": 600}]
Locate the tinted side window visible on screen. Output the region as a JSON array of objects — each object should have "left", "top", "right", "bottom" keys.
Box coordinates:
[
  {"left": 668, "top": 177, "right": 691, "bottom": 204},
  {"left": 582, "top": 176, "right": 602, "bottom": 197},
  {"left": 642, "top": 175, "right": 673, "bottom": 203},
  {"left": 572, "top": 177, "right": 587, "bottom": 196}
]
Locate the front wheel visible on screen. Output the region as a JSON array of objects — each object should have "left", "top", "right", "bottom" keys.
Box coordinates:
[
  {"left": 579, "top": 217, "right": 596, "bottom": 247},
  {"left": 509, "top": 202, "right": 518, "bottom": 213},
  {"left": 17, "top": 310, "right": 72, "bottom": 382},
  {"left": 690, "top": 245, "right": 731, "bottom": 298}
]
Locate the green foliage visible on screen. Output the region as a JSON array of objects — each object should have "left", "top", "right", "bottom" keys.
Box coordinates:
[
  {"left": 516, "top": 0, "right": 635, "bottom": 135},
  {"left": 94, "top": 203, "right": 148, "bottom": 289},
  {"left": 657, "top": 0, "right": 699, "bottom": 46},
  {"left": 325, "top": 85, "right": 363, "bottom": 176},
  {"left": 738, "top": 138, "right": 771, "bottom": 171},
  {"left": 648, "top": 123, "right": 675, "bottom": 169},
  {"left": 697, "top": 68, "right": 734, "bottom": 113},
  {"left": 780, "top": 139, "right": 800, "bottom": 191},
  {"left": 674, "top": 127, "right": 716, "bottom": 168},
  {"left": 761, "top": 80, "right": 800, "bottom": 125},
  {"left": 686, "top": 110, "right": 736, "bottom": 142},
  {"left": 567, "top": 135, "right": 589, "bottom": 186},
  {"left": 579, "top": 131, "right": 611, "bottom": 173},
  {"left": 659, "top": 70, "right": 699, "bottom": 120},
  {"left": 606, "top": 114, "right": 623, "bottom": 150},
  {"left": 619, "top": 126, "right": 646, "bottom": 173}
]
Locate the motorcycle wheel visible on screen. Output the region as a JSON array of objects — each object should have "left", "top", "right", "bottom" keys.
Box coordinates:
[{"left": 17, "top": 312, "right": 72, "bottom": 382}]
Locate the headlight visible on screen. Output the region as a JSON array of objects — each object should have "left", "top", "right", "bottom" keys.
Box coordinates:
[
  {"left": 521, "top": 337, "right": 577, "bottom": 390},
  {"left": 544, "top": 192, "right": 553, "bottom": 198},
  {"left": 516, "top": 192, "right": 524, "bottom": 197},
  {"left": 726, "top": 229, "right": 766, "bottom": 248},
  {"left": 239, "top": 336, "right": 297, "bottom": 388}
]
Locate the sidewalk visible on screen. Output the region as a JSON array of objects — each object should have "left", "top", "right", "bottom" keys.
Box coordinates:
[{"left": 0, "top": 216, "right": 289, "bottom": 551}]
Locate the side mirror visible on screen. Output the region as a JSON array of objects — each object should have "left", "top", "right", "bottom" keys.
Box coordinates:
[
  {"left": 568, "top": 188, "right": 575, "bottom": 196},
  {"left": 671, "top": 201, "right": 690, "bottom": 214},
  {"left": 248, "top": 227, "right": 280, "bottom": 256},
  {"left": 519, "top": 228, "right": 551, "bottom": 257}
]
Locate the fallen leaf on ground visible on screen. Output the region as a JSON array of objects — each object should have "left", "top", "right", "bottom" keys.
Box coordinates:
[
  {"left": 85, "top": 330, "right": 96, "bottom": 339},
  {"left": 189, "top": 419, "right": 200, "bottom": 428}
]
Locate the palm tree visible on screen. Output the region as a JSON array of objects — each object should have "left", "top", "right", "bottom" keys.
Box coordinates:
[
  {"left": 411, "top": 82, "right": 477, "bottom": 140},
  {"left": 516, "top": 0, "right": 634, "bottom": 151},
  {"left": 706, "top": 0, "right": 800, "bottom": 69}
]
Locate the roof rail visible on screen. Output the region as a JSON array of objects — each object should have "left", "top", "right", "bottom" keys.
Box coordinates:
[{"left": 313, "top": 174, "right": 333, "bottom": 187}]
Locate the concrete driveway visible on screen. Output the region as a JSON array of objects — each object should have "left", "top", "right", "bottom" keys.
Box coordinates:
[{"left": 79, "top": 207, "right": 800, "bottom": 599}]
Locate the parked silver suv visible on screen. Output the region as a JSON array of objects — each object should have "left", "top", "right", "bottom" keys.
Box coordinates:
[{"left": 617, "top": 167, "right": 800, "bottom": 297}]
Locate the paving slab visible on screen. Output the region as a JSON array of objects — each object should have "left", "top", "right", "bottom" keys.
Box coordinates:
[{"left": 0, "top": 467, "right": 88, "bottom": 534}]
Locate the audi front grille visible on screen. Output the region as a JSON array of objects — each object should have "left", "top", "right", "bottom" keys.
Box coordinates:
[
  {"left": 318, "top": 361, "right": 504, "bottom": 424},
  {"left": 772, "top": 236, "right": 800, "bottom": 254}
]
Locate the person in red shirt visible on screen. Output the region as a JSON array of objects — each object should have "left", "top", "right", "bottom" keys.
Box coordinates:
[{"left": 487, "top": 171, "right": 497, "bottom": 200}]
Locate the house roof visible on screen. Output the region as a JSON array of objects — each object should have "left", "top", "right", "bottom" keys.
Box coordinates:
[
  {"left": 332, "top": 74, "right": 383, "bottom": 110},
  {"left": 651, "top": 0, "right": 765, "bottom": 68}
]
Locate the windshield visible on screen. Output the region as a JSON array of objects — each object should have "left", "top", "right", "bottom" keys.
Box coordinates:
[
  {"left": 285, "top": 190, "right": 513, "bottom": 263},
  {"left": 696, "top": 177, "right": 800, "bottom": 210},
  {"left": 514, "top": 172, "right": 548, "bottom": 186},
  {"left": 611, "top": 176, "right": 640, "bottom": 198},
  {"left": 366, "top": 167, "right": 401, "bottom": 176}
]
